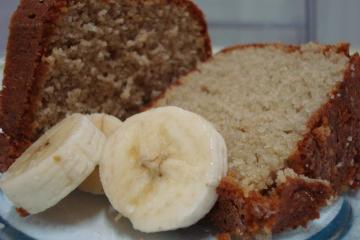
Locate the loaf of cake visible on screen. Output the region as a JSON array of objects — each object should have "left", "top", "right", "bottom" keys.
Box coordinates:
[
  {"left": 0, "top": 0, "right": 211, "bottom": 171},
  {"left": 152, "top": 43, "right": 360, "bottom": 236}
]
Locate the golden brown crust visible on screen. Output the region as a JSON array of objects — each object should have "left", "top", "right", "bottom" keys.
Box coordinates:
[
  {"left": 0, "top": 0, "right": 66, "bottom": 172},
  {"left": 220, "top": 42, "right": 350, "bottom": 56},
  {"left": 0, "top": 0, "right": 211, "bottom": 172},
  {"left": 220, "top": 43, "right": 301, "bottom": 54},
  {"left": 209, "top": 176, "right": 332, "bottom": 236},
  {"left": 288, "top": 53, "right": 360, "bottom": 192},
  {"left": 271, "top": 178, "right": 333, "bottom": 233},
  {"left": 1, "top": 0, "right": 68, "bottom": 137}
]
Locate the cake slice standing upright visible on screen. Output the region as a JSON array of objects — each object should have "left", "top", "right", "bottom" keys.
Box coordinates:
[{"left": 0, "top": 0, "right": 211, "bottom": 171}]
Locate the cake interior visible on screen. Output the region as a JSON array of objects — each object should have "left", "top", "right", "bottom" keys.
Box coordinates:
[
  {"left": 34, "top": 0, "right": 208, "bottom": 135},
  {"left": 156, "top": 44, "right": 349, "bottom": 193}
]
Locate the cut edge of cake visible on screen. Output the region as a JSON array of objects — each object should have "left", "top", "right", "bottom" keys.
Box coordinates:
[{"left": 149, "top": 43, "right": 360, "bottom": 236}]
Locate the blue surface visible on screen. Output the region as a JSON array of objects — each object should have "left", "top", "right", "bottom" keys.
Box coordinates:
[
  {"left": 308, "top": 199, "right": 353, "bottom": 240},
  {"left": 0, "top": 215, "right": 34, "bottom": 240}
]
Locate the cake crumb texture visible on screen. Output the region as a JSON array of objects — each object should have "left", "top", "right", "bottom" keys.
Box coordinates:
[
  {"left": 35, "top": 0, "right": 210, "bottom": 134},
  {"left": 156, "top": 43, "right": 349, "bottom": 193}
]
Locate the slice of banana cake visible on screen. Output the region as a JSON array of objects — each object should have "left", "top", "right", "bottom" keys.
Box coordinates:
[
  {"left": 152, "top": 43, "right": 360, "bottom": 236},
  {"left": 0, "top": 0, "right": 211, "bottom": 171}
]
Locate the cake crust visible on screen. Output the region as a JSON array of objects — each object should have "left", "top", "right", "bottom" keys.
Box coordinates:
[
  {"left": 211, "top": 175, "right": 332, "bottom": 236},
  {"left": 288, "top": 53, "right": 360, "bottom": 193},
  {"left": 0, "top": 0, "right": 66, "bottom": 171},
  {"left": 0, "top": 0, "right": 211, "bottom": 172}
]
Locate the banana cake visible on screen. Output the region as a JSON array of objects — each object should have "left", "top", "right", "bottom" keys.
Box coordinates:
[
  {"left": 152, "top": 43, "right": 360, "bottom": 236},
  {"left": 0, "top": 0, "right": 211, "bottom": 171}
]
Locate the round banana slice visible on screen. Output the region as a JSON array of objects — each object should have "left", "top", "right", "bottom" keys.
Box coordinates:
[
  {"left": 0, "top": 114, "right": 106, "bottom": 214},
  {"left": 100, "top": 106, "right": 228, "bottom": 233},
  {"left": 78, "top": 114, "right": 122, "bottom": 195}
]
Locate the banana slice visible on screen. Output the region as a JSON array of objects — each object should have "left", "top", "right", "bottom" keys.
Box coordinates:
[
  {"left": 0, "top": 114, "right": 106, "bottom": 214},
  {"left": 100, "top": 106, "right": 228, "bottom": 233},
  {"left": 78, "top": 114, "right": 122, "bottom": 195},
  {"left": 88, "top": 113, "right": 123, "bottom": 137}
]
